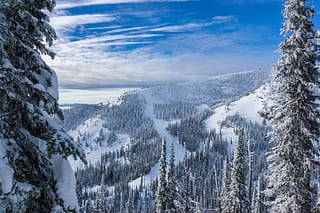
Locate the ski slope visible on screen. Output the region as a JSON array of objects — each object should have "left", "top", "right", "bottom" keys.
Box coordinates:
[
  {"left": 68, "top": 116, "right": 131, "bottom": 170},
  {"left": 129, "top": 90, "right": 188, "bottom": 188},
  {"left": 205, "top": 84, "right": 269, "bottom": 150}
]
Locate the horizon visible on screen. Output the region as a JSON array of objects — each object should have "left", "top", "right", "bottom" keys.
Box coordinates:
[{"left": 59, "top": 69, "right": 269, "bottom": 104}]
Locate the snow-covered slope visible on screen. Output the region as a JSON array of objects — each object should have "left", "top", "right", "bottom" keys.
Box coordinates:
[
  {"left": 64, "top": 70, "right": 270, "bottom": 194},
  {"left": 205, "top": 84, "right": 269, "bottom": 149},
  {"left": 68, "top": 116, "right": 131, "bottom": 169},
  {"left": 138, "top": 70, "right": 269, "bottom": 105}
]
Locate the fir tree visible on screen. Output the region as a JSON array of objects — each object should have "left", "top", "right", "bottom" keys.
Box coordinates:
[
  {"left": 264, "top": 0, "right": 320, "bottom": 212},
  {"left": 221, "top": 158, "right": 230, "bottom": 213},
  {"left": 183, "top": 149, "right": 191, "bottom": 213},
  {"left": 253, "top": 176, "right": 264, "bottom": 213},
  {"left": 228, "top": 128, "right": 249, "bottom": 212},
  {"left": 167, "top": 141, "right": 177, "bottom": 212},
  {"left": 248, "top": 140, "right": 254, "bottom": 212},
  {"left": 126, "top": 190, "right": 133, "bottom": 213},
  {"left": 96, "top": 173, "right": 106, "bottom": 212},
  {"left": 0, "top": 1, "right": 84, "bottom": 212},
  {"left": 156, "top": 138, "right": 167, "bottom": 213}
]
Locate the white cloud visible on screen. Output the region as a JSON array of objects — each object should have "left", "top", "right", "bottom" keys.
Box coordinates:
[
  {"left": 56, "top": 0, "right": 194, "bottom": 10},
  {"left": 68, "top": 33, "right": 161, "bottom": 45},
  {"left": 59, "top": 88, "right": 136, "bottom": 104},
  {"left": 45, "top": 31, "right": 276, "bottom": 90},
  {"left": 151, "top": 23, "right": 210, "bottom": 32},
  {"left": 50, "top": 14, "right": 115, "bottom": 34},
  {"left": 212, "top": 15, "right": 237, "bottom": 23},
  {"left": 150, "top": 16, "right": 236, "bottom": 32},
  {"left": 44, "top": 1, "right": 276, "bottom": 93}
]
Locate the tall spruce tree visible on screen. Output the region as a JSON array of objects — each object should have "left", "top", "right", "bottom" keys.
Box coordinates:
[
  {"left": 228, "top": 128, "right": 249, "bottom": 212},
  {"left": 156, "top": 138, "right": 167, "bottom": 213},
  {"left": 248, "top": 140, "right": 254, "bottom": 212},
  {"left": 167, "top": 141, "right": 177, "bottom": 212},
  {"left": 265, "top": 0, "right": 320, "bottom": 211},
  {"left": 96, "top": 173, "right": 106, "bottom": 212},
  {"left": 221, "top": 158, "right": 230, "bottom": 213},
  {"left": 253, "top": 176, "right": 264, "bottom": 213},
  {"left": 183, "top": 149, "right": 191, "bottom": 213},
  {"left": 0, "top": 1, "right": 85, "bottom": 212}
]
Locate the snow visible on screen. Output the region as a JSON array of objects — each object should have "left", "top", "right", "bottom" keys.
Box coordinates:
[
  {"left": 66, "top": 72, "right": 270, "bottom": 191},
  {"left": 129, "top": 89, "right": 188, "bottom": 188},
  {"left": 205, "top": 85, "right": 268, "bottom": 149},
  {"left": 60, "top": 106, "right": 73, "bottom": 110},
  {"left": 48, "top": 71, "right": 59, "bottom": 100},
  {"left": 68, "top": 116, "right": 131, "bottom": 170},
  {"left": 0, "top": 138, "right": 14, "bottom": 194},
  {"left": 142, "top": 89, "right": 187, "bottom": 164},
  {"left": 196, "top": 104, "right": 210, "bottom": 112},
  {"left": 33, "top": 83, "right": 46, "bottom": 93},
  {"left": 51, "top": 155, "right": 79, "bottom": 211}
]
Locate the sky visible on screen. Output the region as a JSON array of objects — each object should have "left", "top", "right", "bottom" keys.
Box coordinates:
[{"left": 45, "top": 0, "right": 319, "bottom": 104}]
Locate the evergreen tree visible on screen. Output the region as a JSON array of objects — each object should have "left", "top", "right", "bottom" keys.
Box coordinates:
[
  {"left": 221, "top": 158, "right": 230, "bottom": 213},
  {"left": 167, "top": 141, "right": 177, "bottom": 212},
  {"left": 126, "top": 190, "right": 133, "bottom": 213},
  {"left": 0, "top": 1, "right": 84, "bottom": 212},
  {"left": 248, "top": 140, "right": 254, "bottom": 212},
  {"left": 253, "top": 176, "right": 264, "bottom": 213},
  {"left": 96, "top": 173, "right": 106, "bottom": 212},
  {"left": 264, "top": 0, "right": 320, "bottom": 211},
  {"left": 228, "top": 128, "right": 249, "bottom": 212},
  {"left": 156, "top": 138, "right": 167, "bottom": 213},
  {"left": 183, "top": 149, "right": 191, "bottom": 213},
  {"left": 85, "top": 201, "right": 93, "bottom": 213},
  {"left": 119, "top": 192, "right": 124, "bottom": 213}
]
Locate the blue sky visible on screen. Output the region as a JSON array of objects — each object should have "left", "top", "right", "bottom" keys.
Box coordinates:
[{"left": 45, "top": 0, "right": 319, "bottom": 103}]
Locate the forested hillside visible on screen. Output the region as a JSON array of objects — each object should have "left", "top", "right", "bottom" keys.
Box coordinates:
[{"left": 62, "top": 70, "right": 273, "bottom": 212}]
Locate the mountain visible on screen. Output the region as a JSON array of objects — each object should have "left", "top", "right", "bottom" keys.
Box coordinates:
[{"left": 63, "top": 70, "right": 271, "bottom": 212}]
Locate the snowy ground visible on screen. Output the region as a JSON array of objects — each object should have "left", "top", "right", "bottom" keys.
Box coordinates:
[
  {"left": 68, "top": 116, "right": 131, "bottom": 170},
  {"left": 66, "top": 79, "right": 269, "bottom": 189},
  {"left": 129, "top": 90, "right": 188, "bottom": 188},
  {"left": 205, "top": 84, "right": 268, "bottom": 151},
  {"left": 0, "top": 139, "right": 14, "bottom": 194}
]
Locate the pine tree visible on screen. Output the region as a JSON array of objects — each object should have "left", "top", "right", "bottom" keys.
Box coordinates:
[
  {"left": 156, "top": 138, "right": 167, "bottom": 213},
  {"left": 228, "top": 128, "right": 249, "bottom": 212},
  {"left": 126, "top": 190, "right": 133, "bottom": 213},
  {"left": 183, "top": 149, "right": 191, "bottom": 213},
  {"left": 0, "top": 1, "right": 84, "bottom": 212},
  {"left": 248, "top": 140, "right": 254, "bottom": 212},
  {"left": 96, "top": 173, "right": 106, "bottom": 212},
  {"left": 253, "top": 176, "right": 264, "bottom": 213},
  {"left": 264, "top": 0, "right": 320, "bottom": 211},
  {"left": 119, "top": 192, "right": 124, "bottom": 213},
  {"left": 167, "top": 141, "right": 177, "bottom": 212},
  {"left": 221, "top": 158, "right": 230, "bottom": 213}
]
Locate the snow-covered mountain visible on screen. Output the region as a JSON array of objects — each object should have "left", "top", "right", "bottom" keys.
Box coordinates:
[
  {"left": 65, "top": 70, "right": 268, "bottom": 168},
  {"left": 205, "top": 84, "right": 269, "bottom": 149},
  {"left": 63, "top": 70, "right": 270, "bottom": 211}
]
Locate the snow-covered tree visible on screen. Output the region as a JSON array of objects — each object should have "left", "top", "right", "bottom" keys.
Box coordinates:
[
  {"left": 220, "top": 158, "right": 230, "bottom": 212},
  {"left": 183, "top": 149, "right": 191, "bottom": 213},
  {"left": 96, "top": 173, "right": 106, "bottom": 212},
  {"left": 167, "top": 141, "right": 177, "bottom": 212},
  {"left": 228, "top": 128, "right": 249, "bottom": 212},
  {"left": 0, "top": 1, "right": 85, "bottom": 212},
  {"left": 264, "top": 0, "right": 320, "bottom": 211},
  {"left": 156, "top": 138, "right": 167, "bottom": 213},
  {"left": 253, "top": 176, "right": 264, "bottom": 213},
  {"left": 248, "top": 140, "right": 254, "bottom": 212},
  {"left": 126, "top": 190, "right": 134, "bottom": 213}
]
